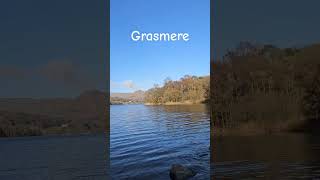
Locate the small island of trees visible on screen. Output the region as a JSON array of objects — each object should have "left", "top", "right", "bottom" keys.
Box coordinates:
[{"left": 144, "top": 75, "right": 209, "bottom": 105}]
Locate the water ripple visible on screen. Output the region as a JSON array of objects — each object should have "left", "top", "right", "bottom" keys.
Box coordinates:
[{"left": 110, "top": 104, "right": 210, "bottom": 180}]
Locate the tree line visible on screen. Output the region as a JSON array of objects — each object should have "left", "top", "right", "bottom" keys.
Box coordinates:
[
  {"left": 211, "top": 42, "right": 320, "bottom": 132},
  {"left": 144, "top": 75, "right": 210, "bottom": 104}
]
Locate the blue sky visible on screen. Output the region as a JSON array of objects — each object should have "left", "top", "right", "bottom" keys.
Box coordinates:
[
  {"left": 213, "top": 0, "right": 320, "bottom": 58},
  {"left": 110, "top": 0, "right": 210, "bottom": 93},
  {"left": 0, "top": 0, "right": 106, "bottom": 98},
  {"left": 2, "top": 0, "right": 320, "bottom": 97}
]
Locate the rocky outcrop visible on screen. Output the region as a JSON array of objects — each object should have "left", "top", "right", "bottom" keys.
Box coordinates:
[{"left": 169, "top": 164, "right": 196, "bottom": 180}]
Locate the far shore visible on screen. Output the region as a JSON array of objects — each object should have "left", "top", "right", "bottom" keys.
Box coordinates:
[
  {"left": 144, "top": 100, "right": 208, "bottom": 106},
  {"left": 111, "top": 101, "right": 208, "bottom": 106}
]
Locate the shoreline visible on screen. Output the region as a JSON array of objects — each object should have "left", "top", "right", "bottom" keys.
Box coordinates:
[
  {"left": 0, "top": 131, "right": 108, "bottom": 139},
  {"left": 145, "top": 101, "right": 207, "bottom": 106},
  {"left": 212, "top": 120, "right": 318, "bottom": 137},
  {"left": 111, "top": 101, "right": 208, "bottom": 106}
]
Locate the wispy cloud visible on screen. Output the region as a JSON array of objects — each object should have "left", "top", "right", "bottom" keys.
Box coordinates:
[
  {"left": 0, "top": 58, "right": 103, "bottom": 90},
  {"left": 111, "top": 80, "right": 140, "bottom": 90},
  {"left": 0, "top": 66, "right": 28, "bottom": 80}
]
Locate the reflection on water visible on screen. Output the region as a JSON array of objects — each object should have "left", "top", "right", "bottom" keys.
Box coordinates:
[
  {"left": 0, "top": 134, "right": 108, "bottom": 180},
  {"left": 212, "top": 134, "right": 320, "bottom": 179},
  {"left": 111, "top": 104, "right": 210, "bottom": 179}
]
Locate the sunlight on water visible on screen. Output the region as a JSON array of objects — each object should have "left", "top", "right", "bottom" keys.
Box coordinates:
[{"left": 110, "top": 104, "right": 210, "bottom": 179}]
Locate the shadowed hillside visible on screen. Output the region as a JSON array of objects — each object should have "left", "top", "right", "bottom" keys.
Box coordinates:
[
  {"left": 0, "top": 90, "right": 107, "bottom": 137},
  {"left": 110, "top": 90, "right": 144, "bottom": 104}
]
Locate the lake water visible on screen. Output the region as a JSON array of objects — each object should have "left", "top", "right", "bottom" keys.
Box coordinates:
[
  {"left": 212, "top": 133, "right": 320, "bottom": 179},
  {"left": 110, "top": 104, "right": 210, "bottom": 179},
  {"left": 0, "top": 134, "right": 109, "bottom": 180}
]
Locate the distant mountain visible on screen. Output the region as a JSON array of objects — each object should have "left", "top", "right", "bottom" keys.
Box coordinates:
[
  {"left": 110, "top": 90, "right": 145, "bottom": 104},
  {"left": 0, "top": 90, "right": 108, "bottom": 137}
]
